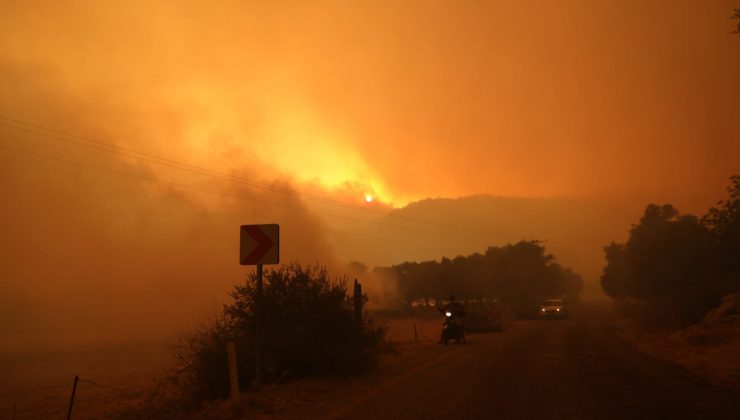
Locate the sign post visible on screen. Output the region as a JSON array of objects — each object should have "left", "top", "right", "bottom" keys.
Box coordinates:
[
  {"left": 240, "top": 224, "right": 280, "bottom": 389},
  {"left": 254, "top": 263, "right": 263, "bottom": 388}
]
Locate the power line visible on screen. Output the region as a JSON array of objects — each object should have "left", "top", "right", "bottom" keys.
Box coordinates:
[
  {"left": 0, "top": 119, "right": 363, "bottom": 211},
  {"left": 0, "top": 143, "right": 496, "bottom": 241},
  {"left": 77, "top": 378, "right": 134, "bottom": 396},
  {"left": 0, "top": 115, "right": 502, "bottom": 238},
  {"left": 0, "top": 382, "right": 69, "bottom": 399},
  {"left": 0, "top": 115, "right": 392, "bottom": 213}
]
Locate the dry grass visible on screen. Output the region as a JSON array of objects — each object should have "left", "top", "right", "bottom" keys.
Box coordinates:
[
  {"left": 148, "top": 314, "right": 447, "bottom": 419},
  {"left": 0, "top": 314, "right": 447, "bottom": 419},
  {"left": 658, "top": 322, "right": 740, "bottom": 389},
  {"left": 0, "top": 340, "right": 171, "bottom": 419},
  {"left": 611, "top": 297, "right": 740, "bottom": 390},
  {"left": 379, "top": 314, "right": 441, "bottom": 346}
]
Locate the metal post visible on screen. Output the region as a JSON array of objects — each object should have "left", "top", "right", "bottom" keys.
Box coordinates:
[
  {"left": 67, "top": 375, "right": 79, "bottom": 420},
  {"left": 353, "top": 279, "right": 362, "bottom": 324},
  {"left": 255, "top": 264, "right": 263, "bottom": 388}
]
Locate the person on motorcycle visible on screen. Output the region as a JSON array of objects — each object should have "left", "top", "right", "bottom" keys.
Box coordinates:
[
  {"left": 442, "top": 295, "right": 466, "bottom": 318},
  {"left": 439, "top": 295, "right": 466, "bottom": 343}
]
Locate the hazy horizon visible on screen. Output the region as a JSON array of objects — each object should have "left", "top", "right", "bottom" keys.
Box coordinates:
[{"left": 2, "top": 0, "right": 739, "bottom": 350}]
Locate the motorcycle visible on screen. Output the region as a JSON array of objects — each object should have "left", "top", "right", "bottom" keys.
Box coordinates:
[{"left": 440, "top": 311, "right": 466, "bottom": 345}]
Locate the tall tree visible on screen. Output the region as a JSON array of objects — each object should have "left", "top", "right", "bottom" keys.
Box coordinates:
[
  {"left": 601, "top": 176, "right": 740, "bottom": 327},
  {"left": 703, "top": 175, "right": 740, "bottom": 294}
]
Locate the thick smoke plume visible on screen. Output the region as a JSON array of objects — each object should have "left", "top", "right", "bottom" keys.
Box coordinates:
[{"left": 0, "top": 63, "right": 336, "bottom": 352}]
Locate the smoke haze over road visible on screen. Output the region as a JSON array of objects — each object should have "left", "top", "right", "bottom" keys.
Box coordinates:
[{"left": 1, "top": 0, "right": 738, "bottom": 350}]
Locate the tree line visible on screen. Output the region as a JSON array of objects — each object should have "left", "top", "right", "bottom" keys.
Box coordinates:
[
  {"left": 601, "top": 175, "right": 740, "bottom": 328},
  {"left": 377, "top": 240, "right": 583, "bottom": 315}
]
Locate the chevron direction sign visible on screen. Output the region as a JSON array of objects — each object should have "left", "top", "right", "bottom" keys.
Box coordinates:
[{"left": 240, "top": 224, "right": 279, "bottom": 265}]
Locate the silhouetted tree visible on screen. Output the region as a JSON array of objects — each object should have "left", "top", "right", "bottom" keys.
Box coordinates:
[
  {"left": 388, "top": 240, "right": 581, "bottom": 315},
  {"left": 346, "top": 260, "right": 368, "bottom": 276},
  {"left": 601, "top": 242, "right": 629, "bottom": 298},
  {"left": 703, "top": 175, "right": 740, "bottom": 295},
  {"left": 601, "top": 176, "right": 740, "bottom": 328},
  {"left": 396, "top": 260, "right": 442, "bottom": 302},
  {"left": 555, "top": 264, "right": 584, "bottom": 302}
]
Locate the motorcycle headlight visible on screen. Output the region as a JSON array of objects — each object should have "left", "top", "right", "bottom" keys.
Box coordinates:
[
  {"left": 445, "top": 312, "right": 452, "bottom": 317},
  {"left": 556, "top": 308, "right": 560, "bottom": 311}
]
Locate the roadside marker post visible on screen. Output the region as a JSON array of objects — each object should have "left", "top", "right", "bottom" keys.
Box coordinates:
[
  {"left": 66, "top": 375, "right": 78, "bottom": 420},
  {"left": 353, "top": 279, "right": 362, "bottom": 328},
  {"left": 239, "top": 224, "right": 280, "bottom": 389},
  {"left": 255, "top": 263, "right": 263, "bottom": 388}
]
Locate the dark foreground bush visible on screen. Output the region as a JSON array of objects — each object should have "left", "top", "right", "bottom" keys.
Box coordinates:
[
  {"left": 169, "top": 263, "right": 385, "bottom": 404},
  {"left": 168, "top": 315, "right": 233, "bottom": 407},
  {"left": 463, "top": 300, "right": 504, "bottom": 332}
]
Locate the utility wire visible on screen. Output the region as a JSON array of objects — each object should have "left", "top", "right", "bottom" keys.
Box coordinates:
[
  {"left": 0, "top": 115, "right": 502, "bottom": 238},
  {"left": 0, "top": 382, "right": 69, "bottom": 399},
  {"left": 0, "top": 377, "right": 137, "bottom": 401},
  {"left": 0, "top": 143, "right": 495, "bottom": 241},
  {"left": 77, "top": 378, "right": 134, "bottom": 396},
  {"left": 0, "top": 118, "right": 367, "bottom": 211}
]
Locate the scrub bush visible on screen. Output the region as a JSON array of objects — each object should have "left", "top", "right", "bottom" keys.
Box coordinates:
[{"left": 169, "top": 263, "right": 385, "bottom": 404}]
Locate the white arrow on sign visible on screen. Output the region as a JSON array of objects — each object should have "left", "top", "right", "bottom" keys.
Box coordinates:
[{"left": 240, "top": 224, "right": 279, "bottom": 265}]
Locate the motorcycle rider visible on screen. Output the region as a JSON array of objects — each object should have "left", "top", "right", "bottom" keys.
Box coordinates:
[
  {"left": 439, "top": 295, "right": 466, "bottom": 343},
  {"left": 442, "top": 294, "right": 466, "bottom": 318}
]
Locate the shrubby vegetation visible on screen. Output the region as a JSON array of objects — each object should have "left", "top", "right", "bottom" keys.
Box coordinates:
[
  {"left": 601, "top": 176, "right": 740, "bottom": 328},
  {"left": 169, "top": 263, "right": 385, "bottom": 404},
  {"left": 380, "top": 240, "right": 583, "bottom": 317}
]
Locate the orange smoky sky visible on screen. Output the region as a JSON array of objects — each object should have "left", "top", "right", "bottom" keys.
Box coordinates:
[
  {"left": 1, "top": 0, "right": 738, "bottom": 207},
  {"left": 0, "top": 1, "right": 738, "bottom": 348}
]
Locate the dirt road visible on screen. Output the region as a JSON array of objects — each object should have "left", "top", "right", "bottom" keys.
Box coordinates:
[
  {"left": 318, "top": 303, "right": 740, "bottom": 419},
  {"left": 6, "top": 304, "right": 739, "bottom": 419}
]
